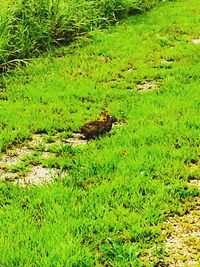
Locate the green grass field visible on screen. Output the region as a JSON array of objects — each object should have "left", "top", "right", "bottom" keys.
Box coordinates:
[{"left": 0, "top": 0, "right": 200, "bottom": 266}]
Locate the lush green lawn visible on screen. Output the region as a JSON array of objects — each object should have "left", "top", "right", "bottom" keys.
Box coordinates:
[{"left": 0, "top": 0, "right": 200, "bottom": 266}]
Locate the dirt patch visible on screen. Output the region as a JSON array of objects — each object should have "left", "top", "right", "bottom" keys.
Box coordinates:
[
  {"left": 0, "top": 169, "right": 18, "bottom": 181},
  {"left": 191, "top": 38, "right": 200, "bottom": 44},
  {"left": 66, "top": 133, "right": 88, "bottom": 146},
  {"left": 163, "top": 206, "right": 200, "bottom": 266},
  {"left": 41, "top": 151, "right": 53, "bottom": 159},
  {"left": 140, "top": 180, "right": 200, "bottom": 267},
  {"left": 14, "top": 166, "right": 67, "bottom": 187},
  {"left": 136, "top": 80, "right": 161, "bottom": 92},
  {"left": 0, "top": 146, "right": 34, "bottom": 168},
  {"left": 1, "top": 125, "right": 121, "bottom": 186},
  {"left": 0, "top": 132, "right": 88, "bottom": 186},
  {"left": 163, "top": 179, "right": 200, "bottom": 267},
  {"left": 189, "top": 179, "right": 200, "bottom": 187},
  {"left": 0, "top": 134, "right": 55, "bottom": 186},
  {"left": 27, "top": 133, "right": 47, "bottom": 149}
]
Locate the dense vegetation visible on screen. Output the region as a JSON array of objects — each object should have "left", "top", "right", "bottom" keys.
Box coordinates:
[
  {"left": 0, "top": 0, "right": 200, "bottom": 266},
  {"left": 0, "top": 0, "right": 162, "bottom": 69}
]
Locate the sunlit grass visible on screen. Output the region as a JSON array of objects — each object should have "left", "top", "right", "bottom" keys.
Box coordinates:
[{"left": 0, "top": 0, "right": 200, "bottom": 266}]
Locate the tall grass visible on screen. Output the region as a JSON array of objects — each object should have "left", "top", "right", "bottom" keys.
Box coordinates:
[{"left": 0, "top": 0, "right": 162, "bottom": 70}]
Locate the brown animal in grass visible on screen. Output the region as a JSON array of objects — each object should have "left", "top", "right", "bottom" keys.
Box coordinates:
[{"left": 80, "top": 111, "right": 117, "bottom": 139}]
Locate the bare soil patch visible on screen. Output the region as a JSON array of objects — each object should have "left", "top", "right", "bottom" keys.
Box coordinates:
[
  {"left": 191, "top": 38, "right": 200, "bottom": 44},
  {"left": 140, "top": 179, "right": 200, "bottom": 267},
  {"left": 0, "top": 132, "right": 87, "bottom": 186},
  {"left": 163, "top": 203, "right": 200, "bottom": 266},
  {"left": 162, "top": 178, "right": 200, "bottom": 267},
  {"left": 14, "top": 166, "right": 67, "bottom": 187},
  {"left": 0, "top": 146, "right": 34, "bottom": 168},
  {"left": 136, "top": 80, "right": 162, "bottom": 92},
  {"left": 160, "top": 161, "right": 199, "bottom": 266},
  {"left": 0, "top": 120, "right": 121, "bottom": 186},
  {"left": 65, "top": 133, "right": 88, "bottom": 146}
]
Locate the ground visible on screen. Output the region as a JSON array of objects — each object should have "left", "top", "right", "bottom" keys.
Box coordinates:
[{"left": 0, "top": 0, "right": 200, "bottom": 266}]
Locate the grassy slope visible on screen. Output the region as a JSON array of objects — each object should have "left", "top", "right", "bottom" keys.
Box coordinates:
[{"left": 0, "top": 0, "right": 200, "bottom": 266}]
